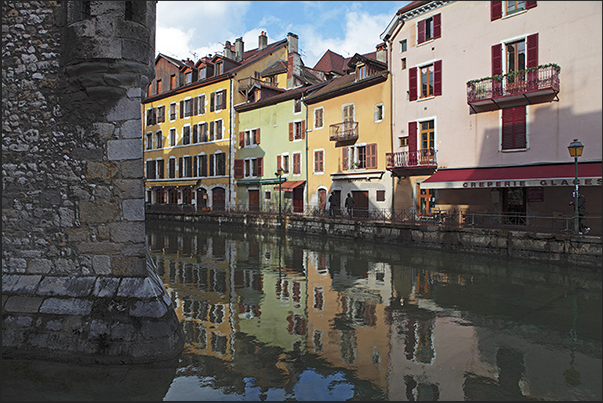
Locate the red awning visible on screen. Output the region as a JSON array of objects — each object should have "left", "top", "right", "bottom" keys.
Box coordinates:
[
  {"left": 274, "top": 180, "right": 305, "bottom": 191},
  {"left": 421, "top": 162, "right": 602, "bottom": 189}
]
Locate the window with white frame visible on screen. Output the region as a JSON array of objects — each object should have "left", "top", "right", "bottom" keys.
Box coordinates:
[
  {"left": 244, "top": 157, "right": 263, "bottom": 178},
  {"left": 399, "top": 39, "right": 407, "bottom": 53},
  {"left": 374, "top": 104, "right": 384, "bottom": 122},
  {"left": 313, "top": 150, "right": 324, "bottom": 174},
  {"left": 183, "top": 99, "right": 193, "bottom": 118},
  {"left": 155, "top": 131, "right": 163, "bottom": 149},
  {"left": 146, "top": 132, "right": 152, "bottom": 150},
  {"left": 215, "top": 119, "right": 223, "bottom": 140},
  {"left": 169, "top": 102, "right": 177, "bottom": 121},
  {"left": 215, "top": 152, "right": 226, "bottom": 176},
  {"left": 294, "top": 98, "right": 302, "bottom": 114},
  {"left": 156, "top": 159, "right": 164, "bottom": 179},
  {"left": 169, "top": 128, "right": 176, "bottom": 146},
  {"left": 292, "top": 152, "right": 301, "bottom": 175},
  {"left": 183, "top": 125, "right": 191, "bottom": 145},
  {"left": 197, "top": 94, "right": 206, "bottom": 115},
  {"left": 244, "top": 128, "right": 259, "bottom": 147},
  {"left": 168, "top": 157, "right": 176, "bottom": 178},
  {"left": 294, "top": 121, "right": 303, "bottom": 140},
  {"left": 314, "top": 107, "right": 324, "bottom": 129}
]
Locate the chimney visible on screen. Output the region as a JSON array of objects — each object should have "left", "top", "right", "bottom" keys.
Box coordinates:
[
  {"left": 235, "top": 37, "right": 244, "bottom": 62},
  {"left": 376, "top": 42, "right": 387, "bottom": 64},
  {"left": 287, "top": 32, "right": 298, "bottom": 54},
  {"left": 258, "top": 31, "right": 267, "bottom": 51},
  {"left": 224, "top": 40, "right": 235, "bottom": 60}
]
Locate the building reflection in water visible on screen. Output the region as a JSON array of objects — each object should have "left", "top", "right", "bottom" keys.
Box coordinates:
[{"left": 145, "top": 220, "right": 602, "bottom": 401}]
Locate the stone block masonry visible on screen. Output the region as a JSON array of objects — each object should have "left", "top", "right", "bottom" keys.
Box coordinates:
[{"left": 3, "top": 1, "right": 183, "bottom": 363}]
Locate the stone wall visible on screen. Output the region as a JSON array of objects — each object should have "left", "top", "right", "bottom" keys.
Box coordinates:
[
  {"left": 2, "top": 1, "right": 183, "bottom": 363},
  {"left": 146, "top": 211, "right": 603, "bottom": 269}
]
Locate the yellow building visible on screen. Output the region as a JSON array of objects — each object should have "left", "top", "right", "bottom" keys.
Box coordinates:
[
  {"left": 305, "top": 45, "right": 392, "bottom": 217},
  {"left": 143, "top": 33, "right": 301, "bottom": 211}
]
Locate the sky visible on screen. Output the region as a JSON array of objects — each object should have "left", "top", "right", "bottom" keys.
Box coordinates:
[{"left": 155, "top": 1, "right": 410, "bottom": 68}]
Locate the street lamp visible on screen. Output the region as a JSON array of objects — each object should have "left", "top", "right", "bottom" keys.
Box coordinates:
[
  {"left": 275, "top": 167, "right": 284, "bottom": 217},
  {"left": 568, "top": 139, "right": 584, "bottom": 234}
]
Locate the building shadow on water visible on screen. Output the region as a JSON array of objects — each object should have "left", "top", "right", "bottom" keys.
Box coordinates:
[{"left": 1, "top": 357, "right": 179, "bottom": 401}]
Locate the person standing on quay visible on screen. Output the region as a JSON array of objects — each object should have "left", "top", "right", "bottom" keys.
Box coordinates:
[{"left": 345, "top": 193, "right": 355, "bottom": 218}]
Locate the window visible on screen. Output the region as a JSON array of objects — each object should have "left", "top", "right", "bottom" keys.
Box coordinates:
[
  {"left": 183, "top": 156, "right": 192, "bottom": 177},
  {"left": 293, "top": 153, "right": 301, "bottom": 175},
  {"left": 169, "top": 103, "right": 177, "bottom": 121},
  {"left": 157, "top": 106, "right": 165, "bottom": 123},
  {"left": 242, "top": 128, "right": 260, "bottom": 147},
  {"left": 401, "top": 58, "right": 406, "bottom": 70},
  {"left": 357, "top": 64, "right": 369, "bottom": 80},
  {"left": 400, "top": 39, "right": 407, "bottom": 53},
  {"left": 420, "top": 64, "right": 434, "bottom": 98},
  {"left": 376, "top": 190, "right": 386, "bottom": 202},
  {"left": 169, "top": 128, "right": 176, "bottom": 146},
  {"left": 199, "top": 154, "right": 207, "bottom": 177},
  {"left": 183, "top": 99, "right": 193, "bottom": 118},
  {"left": 157, "top": 159, "right": 164, "bottom": 179},
  {"left": 294, "top": 99, "right": 302, "bottom": 113},
  {"left": 199, "top": 68, "right": 206, "bottom": 80},
  {"left": 409, "top": 61, "right": 442, "bottom": 101},
  {"left": 183, "top": 126, "right": 191, "bottom": 145},
  {"left": 289, "top": 120, "right": 305, "bottom": 141},
  {"left": 374, "top": 104, "right": 384, "bottom": 122},
  {"left": 282, "top": 155, "right": 289, "bottom": 173},
  {"left": 185, "top": 71, "right": 192, "bottom": 84},
  {"left": 192, "top": 124, "right": 198, "bottom": 143},
  {"left": 155, "top": 131, "right": 163, "bottom": 149},
  {"left": 294, "top": 122, "right": 303, "bottom": 140},
  {"left": 343, "top": 143, "right": 377, "bottom": 170},
  {"left": 146, "top": 132, "right": 152, "bottom": 150},
  {"left": 199, "top": 123, "right": 208, "bottom": 142},
  {"left": 215, "top": 119, "right": 223, "bottom": 140},
  {"left": 265, "top": 191, "right": 271, "bottom": 201},
  {"left": 197, "top": 94, "right": 206, "bottom": 115},
  {"left": 209, "top": 121, "right": 215, "bottom": 141},
  {"left": 168, "top": 158, "right": 176, "bottom": 178},
  {"left": 399, "top": 137, "right": 409, "bottom": 147},
  {"left": 170, "top": 74, "right": 176, "bottom": 90},
  {"left": 314, "top": 150, "right": 324, "bottom": 173},
  {"left": 215, "top": 62, "right": 223, "bottom": 75},
  {"left": 506, "top": 39, "right": 526, "bottom": 80},
  {"left": 420, "top": 120, "right": 435, "bottom": 151},
  {"left": 146, "top": 160, "right": 156, "bottom": 179},
  {"left": 215, "top": 153, "right": 226, "bottom": 176},
  {"left": 156, "top": 79, "right": 162, "bottom": 94},
  {"left": 243, "top": 157, "right": 263, "bottom": 178},
  {"left": 146, "top": 108, "right": 156, "bottom": 126},
  {"left": 491, "top": 1, "right": 536, "bottom": 21},
  {"left": 314, "top": 108, "right": 324, "bottom": 129},
  {"left": 211, "top": 90, "right": 226, "bottom": 112},
  {"left": 502, "top": 106, "right": 527, "bottom": 150},
  {"left": 417, "top": 13, "right": 441, "bottom": 45}
]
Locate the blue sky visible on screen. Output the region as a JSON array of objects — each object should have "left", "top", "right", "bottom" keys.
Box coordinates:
[{"left": 156, "top": 1, "right": 410, "bottom": 68}]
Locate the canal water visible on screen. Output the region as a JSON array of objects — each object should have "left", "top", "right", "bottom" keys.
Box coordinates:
[{"left": 3, "top": 219, "right": 601, "bottom": 401}]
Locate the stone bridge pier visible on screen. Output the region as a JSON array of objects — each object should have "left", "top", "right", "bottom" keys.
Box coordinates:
[{"left": 2, "top": 1, "right": 184, "bottom": 363}]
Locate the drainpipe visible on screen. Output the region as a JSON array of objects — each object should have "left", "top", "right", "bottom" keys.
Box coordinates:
[
  {"left": 229, "top": 77, "right": 234, "bottom": 212},
  {"left": 304, "top": 93, "right": 309, "bottom": 212}
]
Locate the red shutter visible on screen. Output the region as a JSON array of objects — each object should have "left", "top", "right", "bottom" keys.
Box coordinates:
[
  {"left": 417, "top": 19, "right": 425, "bottom": 44},
  {"left": 367, "top": 143, "right": 377, "bottom": 169},
  {"left": 239, "top": 131, "right": 244, "bottom": 147},
  {"left": 433, "top": 13, "right": 441, "bottom": 39},
  {"left": 255, "top": 128, "right": 260, "bottom": 144},
  {"left": 491, "top": 44, "right": 502, "bottom": 75},
  {"left": 502, "top": 106, "right": 526, "bottom": 150},
  {"left": 408, "top": 121, "right": 417, "bottom": 166},
  {"left": 210, "top": 92, "right": 215, "bottom": 112},
  {"left": 342, "top": 147, "right": 348, "bottom": 171},
  {"left": 409, "top": 67, "right": 418, "bottom": 101},
  {"left": 433, "top": 60, "right": 442, "bottom": 96},
  {"left": 257, "top": 157, "right": 263, "bottom": 177},
  {"left": 289, "top": 122, "right": 294, "bottom": 141},
  {"left": 179, "top": 101, "right": 184, "bottom": 119},
  {"left": 293, "top": 154, "right": 300, "bottom": 174},
  {"left": 277, "top": 155, "right": 282, "bottom": 170},
  {"left": 491, "top": 1, "right": 502, "bottom": 21},
  {"left": 300, "top": 121, "right": 305, "bottom": 140},
  {"left": 525, "top": 1, "right": 537, "bottom": 9},
  {"left": 526, "top": 33, "right": 538, "bottom": 68},
  {"left": 234, "top": 159, "right": 244, "bottom": 178}
]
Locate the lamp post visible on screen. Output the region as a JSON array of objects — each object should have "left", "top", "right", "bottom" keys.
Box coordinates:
[
  {"left": 568, "top": 139, "right": 584, "bottom": 234},
  {"left": 275, "top": 167, "right": 284, "bottom": 218}
]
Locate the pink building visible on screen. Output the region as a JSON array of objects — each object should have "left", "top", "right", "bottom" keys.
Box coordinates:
[{"left": 381, "top": 1, "right": 602, "bottom": 233}]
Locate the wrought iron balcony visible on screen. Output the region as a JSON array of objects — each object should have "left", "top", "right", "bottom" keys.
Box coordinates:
[
  {"left": 466, "top": 64, "right": 560, "bottom": 113},
  {"left": 329, "top": 121, "right": 358, "bottom": 142},
  {"left": 386, "top": 149, "right": 437, "bottom": 170}
]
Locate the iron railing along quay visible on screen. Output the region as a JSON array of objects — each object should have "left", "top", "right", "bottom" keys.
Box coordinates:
[{"left": 145, "top": 203, "right": 601, "bottom": 236}]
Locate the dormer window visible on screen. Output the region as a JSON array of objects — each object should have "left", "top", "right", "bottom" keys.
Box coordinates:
[
  {"left": 357, "top": 64, "right": 368, "bottom": 80},
  {"left": 185, "top": 71, "right": 192, "bottom": 84},
  {"left": 199, "top": 68, "right": 206, "bottom": 80},
  {"left": 215, "top": 62, "right": 223, "bottom": 75}
]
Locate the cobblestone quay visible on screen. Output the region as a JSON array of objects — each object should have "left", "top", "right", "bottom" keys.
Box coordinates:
[{"left": 2, "top": 1, "right": 183, "bottom": 363}]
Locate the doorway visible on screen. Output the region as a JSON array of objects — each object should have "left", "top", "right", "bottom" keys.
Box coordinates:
[
  {"left": 352, "top": 190, "right": 369, "bottom": 218},
  {"left": 212, "top": 187, "right": 225, "bottom": 212},
  {"left": 318, "top": 189, "right": 327, "bottom": 214},
  {"left": 418, "top": 183, "right": 435, "bottom": 215},
  {"left": 249, "top": 189, "right": 260, "bottom": 212},
  {"left": 292, "top": 187, "right": 304, "bottom": 213},
  {"left": 197, "top": 188, "right": 208, "bottom": 210},
  {"left": 503, "top": 187, "right": 526, "bottom": 225}
]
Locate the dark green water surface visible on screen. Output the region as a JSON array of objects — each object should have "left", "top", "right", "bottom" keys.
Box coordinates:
[{"left": 3, "top": 220, "right": 601, "bottom": 401}]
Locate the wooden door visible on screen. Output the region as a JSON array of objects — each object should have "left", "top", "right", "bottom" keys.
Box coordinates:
[
  {"left": 293, "top": 187, "right": 304, "bottom": 213},
  {"left": 212, "top": 187, "right": 225, "bottom": 212},
  {"left": 352, "top": 190, "right": 369, "bottom": 218},
  {"left": 318, "top": 189, "right": 327, "bottom": 213},
  {"left": 249, "top": 189, "right": 260, "bottom": 212}
]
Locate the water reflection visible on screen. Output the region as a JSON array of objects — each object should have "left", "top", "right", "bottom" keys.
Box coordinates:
[
  {"left": 3, "top": 220, "right": 601, "bottom": 401},
  {"left": 146, "top": 220, "right": 601, "bottom": 401}
]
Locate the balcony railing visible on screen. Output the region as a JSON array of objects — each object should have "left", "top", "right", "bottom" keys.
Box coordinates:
[
  {"left": 466, "top": 64, "right": 560, "bottom": 113},
  {"left": 329, "top": 121, "right": 358, "bottom": 142},
  {"left": 386, "top": 149, "right": 437, "bottom": 169},
  {"left": 237, "top": 77, "right": 279, "bottom": 93}
]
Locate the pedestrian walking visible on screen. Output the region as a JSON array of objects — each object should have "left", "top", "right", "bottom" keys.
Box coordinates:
[
  {"left": 328, "top": 191, "right": 336, "bottom": 218},
  {"left": 570, "top": 193, "right": 590, "bottom": 234},
  {"left": 345, "top": 193, "right": 355, "bottom": 218}
]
